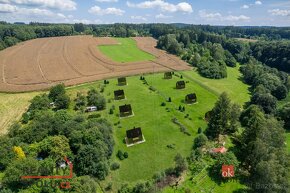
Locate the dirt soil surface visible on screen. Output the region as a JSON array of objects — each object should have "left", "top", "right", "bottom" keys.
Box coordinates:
[{"left": 0, "top": 36, "right": 191, "bottom": 92}]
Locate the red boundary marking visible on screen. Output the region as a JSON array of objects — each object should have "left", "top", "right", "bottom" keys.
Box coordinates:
[{"left": 21, "top": 157, "right": 73, "bottom": 179}]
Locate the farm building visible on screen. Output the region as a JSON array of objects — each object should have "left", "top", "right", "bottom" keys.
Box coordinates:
[
  {"left": 164, "top": 72, "right": 172, "bottom": 79},
  {"left": 185, "top": 93, "right": 197, "bottom": 103},
  {"left": 176, "top": 81, "right": 185, "bottom": 89},
  {"left": 210, "top": 147, "right": 227, "bottom": 154},
  {"left": 125, "top": 127, "right": 145, "bottom": 147},
  {"left": 119, "top": 104, "right": 133, "bottom": 117},
  {"left": 118, "top": 77, "right": 127, "bottom": 86},
  {"left": 114, "top": 90, "right": 125, "bottom": 100},
  {"left": 86, "top": 106, "right": 97, "bottom": 112}
]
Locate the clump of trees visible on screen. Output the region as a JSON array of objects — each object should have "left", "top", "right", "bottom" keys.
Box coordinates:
[
  {"left": 238, "top": 105, "right": 289, "bottom": 192},
  {"left": 240, "top": 59, "right": 289, "bottom": 114},
  {"left": 206, "top": 92, "right": 241, "bottom": 139},
  {"left": 0, "top": 84, "right": 114, "bottom": 192}
]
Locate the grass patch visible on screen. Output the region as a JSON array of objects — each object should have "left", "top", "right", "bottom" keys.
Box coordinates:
[
  {"left": 0, "top": 92, "right": 40, "bottom": 134},
  {"left": 98, "top": 38, "right": 155, "bottom": 63},
  {"left": 181, "top": 66, "right": 250, "bottom": 106}
]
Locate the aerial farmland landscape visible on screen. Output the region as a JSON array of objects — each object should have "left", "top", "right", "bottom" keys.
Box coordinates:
[{"left": 0, "top": 0, "right": 290, "bottom": 193}]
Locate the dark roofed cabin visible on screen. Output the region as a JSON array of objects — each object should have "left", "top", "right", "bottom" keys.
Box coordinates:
[
  {"left": 119, "top": 104, "right": 133, "bottom": 117},
  {"left": 164, "top": 72, "right": 172, "bottom": 79},
  {"left": 126, "top": 127, "right": 144, "bottom": 145},
  {"left": 114, "top": 90, "right": 125, "bottom": 100},
  {"left": 118, "top": 77, "right": 127, "bottom": 86},
  {"left": 176, "top": 81, "right": 185, "bottom": 89},
  {"left": 185, "top": 93, "right": 197, "bottom": 103}
]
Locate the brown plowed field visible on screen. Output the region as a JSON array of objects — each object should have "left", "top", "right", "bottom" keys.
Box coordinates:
[{"left": 0, "top": 36, "right": 191, "bottom": 92}]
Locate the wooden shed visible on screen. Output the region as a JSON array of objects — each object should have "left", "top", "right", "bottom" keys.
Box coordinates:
[
  {"left": 118, "top": 77, "right": 127, "bottom": 86},
  {"left": 119, "top": 104, "right": 133, "bottom": 117},
  {"left": 164, "top": 72, "right": 172, "bottom": 79},
  {"left": 114, "top": 90, "right": 125, "bottom": 100},
  {"left": 125, "top": 127, "right": 145, "bottom": 146},
  {"left": 176, "top": 81, "right": 185, "bottom": 89},
  {"left": 185, "top": 93, "right": 197, "bottom": 103}
]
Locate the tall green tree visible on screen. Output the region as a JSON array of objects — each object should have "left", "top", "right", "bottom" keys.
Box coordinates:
[{"left": 206, "top": 92, "right": 240, "bottom": 139}]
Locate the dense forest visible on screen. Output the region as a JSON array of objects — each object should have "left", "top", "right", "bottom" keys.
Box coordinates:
[{"left": 0, "top": 22, "right": 290, "bottom": 74}]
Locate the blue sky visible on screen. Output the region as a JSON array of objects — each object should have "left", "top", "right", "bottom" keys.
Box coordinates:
[{"left": 0, "top": 0, "right": 289, "bottom": 26}]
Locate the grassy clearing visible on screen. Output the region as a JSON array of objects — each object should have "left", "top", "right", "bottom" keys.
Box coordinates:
[
  {"left": 98, "top": 38, "right": 155, "bottom": 63},
  {"left": 0, "top": 66, "right": 252, "bottom": 191},
  {"left": 181, "top": 66, "right": 250, "bottom": 106},
  {"left": 66, "top": 67, "right": 250, "bottom": 191},
  {"left": 0, "top": 92, "right": 40, "bottom": 134},
  {"left": 67, "top": 72, "right": 218, "bottom": 191}
]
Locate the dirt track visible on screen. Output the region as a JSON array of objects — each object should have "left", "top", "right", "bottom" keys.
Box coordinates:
[{"left": 0, "top": 36, "right": 190, "bottom": 92}]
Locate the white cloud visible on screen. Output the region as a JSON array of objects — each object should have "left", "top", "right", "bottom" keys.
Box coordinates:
[
  {"left": 0, "top": 3, "right": 17, "bottom": 12},
  {"left": 95, "top": 0, "right": 118, "bottom": 2},
  {"left": 268, "top": 9, "right": 290, "bottom": 16},
  {"left": 199, "top": 10, "right": 250, "bottom": 22},
  {"left": 131, "top": 15, "right": 147, "bottom": 21},
  {"left": 89, "top": 6, "right": 125, "bottom": 15},
  {"left": 127, "top": 0, "right": 193, "bottom": 13},
  {"left": 241, "top": 5, "right": 249, "bottom": 9},
  {"left": 255, "top": 1, "right": 262, "bottom": 5},
  {"left": 0, "top": 0, "right": 77, "bottom": 10},
  {"left": 155, "top": 13, "right": 172, "bottom": 19}
]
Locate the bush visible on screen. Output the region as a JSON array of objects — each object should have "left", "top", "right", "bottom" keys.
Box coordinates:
[
  {"left": 117, "top": 150, "right": 124, "bottom": 160},
  {"left": 109, "top": 108, "right": 114, "bottom": 115},
  {"left": 198, "top": 127, "right": 203, "bottom": 134},
  {"left": 149, "top": 86, "right": 156, "bottom": 92},
  {"left": 168, "top": 97, "right": 172, "bottom": 102},
  {"left": 123, "top": 152, "right": 128, "bottom": 158},
  {"left": 165, "top": 167, "right": 175, "bottom": 176},
  {"left": 111, "top": 162, "right": 120, "bottom": 170},
  {"left": 49, "top": 84, "right": 65, "bottom": 101},
  {"left": 161, "top": 102, "right": 166, "bottom": 106},
  {"left": 88, "top": 113, "right": 101, "bottom": 119},
  {"left": 55, "top": 94, "right": 70, "bottom": 110},
  {"left": 21, "top": 113, "right": 30, "bottom": 124},
  {"left": 193, "top": 134, "right": 208, "bottom": 148}
]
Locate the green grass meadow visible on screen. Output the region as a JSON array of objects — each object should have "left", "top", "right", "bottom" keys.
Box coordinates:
[
  {"left": 182, "top": 66, "right": 250, "bottom": 106},
  {"left": 0, "top": 66, "right": 270, "bottom": 192},
  {"left": 65, "top": 67, "right": 251, "bottom": 191},
  {"left": 98, "top": 38, "right": 155, "bottom": 63}
]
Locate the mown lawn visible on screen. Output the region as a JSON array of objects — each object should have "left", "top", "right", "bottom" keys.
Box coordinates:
[
  {"left": 66, "top": 67, "right": 250, "bottom": 191},
  {"left": 67, "top": 72, "right": 218, "bottom": 191},
  {"left": 0, "top": 92, "right": 40, "bottom": 134},
  {"left": 182, "top": 66, "right": 250, "bottom": 106},
  {"left": 98, "top": 38, "right": 155, "bottom": 63}
]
